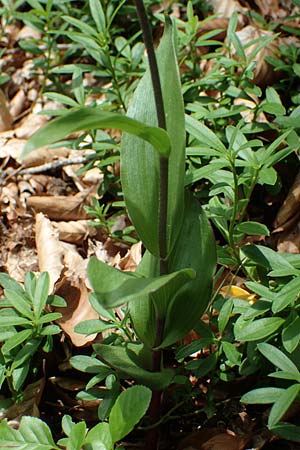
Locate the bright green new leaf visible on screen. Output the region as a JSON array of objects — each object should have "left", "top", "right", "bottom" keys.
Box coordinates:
[
  {"left": 241, "top": 387, "right": 284, "bottom": 404},
  {"left": 121, "top": 18, "right": 186, "bottom": 256},
  {"left": 257, "top": 342, "right": 300, "bottom": 375},
  {"left": 85, "top": 423, "right": 112, "bottom": 450},
  {"left": 22, "top": 108, "right": 171, "bottom": 159},
  {"left": 67, "top": 421, "right": 87, "bottom": 450},
  {"left": 93, "top": 343, "right": 174, "bottom": 390},
  {"left": 234, "top": 317, "right": 284, "bottom": 341},
  {"left": 109, "top": 385, "right": 151, "bottom": 443},
  {"left": 268, "top": 384, "right": 300, "bottom": 428}
]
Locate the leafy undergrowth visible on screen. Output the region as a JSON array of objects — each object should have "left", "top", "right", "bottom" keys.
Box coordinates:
[{"left": 2, "top": 0, "right": 300, "bottom": 449}]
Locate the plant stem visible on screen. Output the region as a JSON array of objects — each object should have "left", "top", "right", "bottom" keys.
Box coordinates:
[{"left": 134, "top": 2, "right": 169, "bottom": 449}]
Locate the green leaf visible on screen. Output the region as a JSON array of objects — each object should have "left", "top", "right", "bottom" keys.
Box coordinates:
[
  {"left": 257, "top": 342, "right": 300, "bottom": 375},
  {"left": 272, "top": 277, "right": 300, "bottom": 313},
  {"left": 222, "top": 341, "right": 242, "bottom": 366},
  {"left": 268, "top": 384, "right": 300, "bottom": 428},
  {"left": 109, "top": 385, "right": 151, "bottom": 443},
  {"left": 67, "top": 421, "right": 87, "bottom": 450},
  {"left": 89, "top": 0, "right": 106, "bottom": 34},
  {"left": 185, "top": 114, "right": 226, "bottom": 153},
  {"left": 70, "top": 355, "right": 111, "bottom": 374},
  {"left": 0, "top": 273, "right": 24, "bottom": 295},
  {"left": 234, "top": 317, "right": 284, "bottom": 341},
  {"left": 2, "top": 329, "right": 33, "bottom": 354},
  {"left": 0, "top": 416, "right": 58, "bottom": 450},
  {"left": 33, "top": 272, "right": 50, "bottom": 318},
  {"left": 241, "top": 387, "right": 284, "bottom": 404},
  {"left": 93, "top": 343, "right": 174, "bottom": 390},
  {"left": 121, "top": 19, "right": 185, "bottom": 256},
  {"left": 85, "top": 423, "right": 112, "bottom": 450},
  {"left": 160, "top": 194, "right": 216, "bottom": 347},
  {"left": 270, "top": 423, "right": 300, "bottom": 442},
  {"left": 11, "top": 338, "right": 41, "bottom": 371},
  {"left": 218, "top": 299, "right": 233, "bottom": 335},
  {"left": 282, "top": 315, "right": 300, "bottom": 353},
  {"left": 37, "top": 312, "right": 62, "bottom": 324},
  {"left": 88, "top": 256, "right": 195, "bottom": 311},
  {"left": 4, "top": 289, "right": 33, "bottom": 320},
  {"left": 235, "top": 221, "right": 270, "bottom": 236},
  {"left": 22, "top": 108, "right": 171, "bottom": 159},
  {"left": 74, "top": 319, "right": 115, "bottom": 335},
  {"left": 0, "top": 309, "right": 31, "bottom": 327}
]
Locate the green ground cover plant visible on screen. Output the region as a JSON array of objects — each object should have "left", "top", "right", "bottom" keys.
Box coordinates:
[{"left": 2, "top": 0, "right": 300, "bottom": 448}]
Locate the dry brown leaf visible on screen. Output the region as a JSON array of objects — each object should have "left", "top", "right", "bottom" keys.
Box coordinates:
[
  {"left": 233, "top": 97, "right": 268, "bottom": 123},
  {"left": 118, "top": 241, "right": 142, "bottom": 272},
  {"left": 208, "top": 0, "right": 247, "bottom": 18},
  {"left": 0, "top": 89, "right": 12, "bottom": 132},
  {"left": 35, "top": 212, "right": 64, "bottom": 292},
  {"left": 53, "top": 220, "right": 97, "bottom": 244},
  {"left": 55, "top": 276, "right": 98, "bottom": 346},
  {"left": 14, "top": 113, "right": 48, "bottom": 139},
  {"left": 274, "top": 170, "right": 300, "bottom": 230},
  {"left": 3, "top": 378, "right": 45, "bottom": 420},
  {"left": 277, "top": 222, "right": 300, "bottom": 253},
  {"left": 53, "top": 242, "right": 98, "bottom": 346},
  {"left": 5, "top": 244, "right": 37, "bottom": 283},
  {"left": 22, "top": 146, "right": 70, "bottom": 168},
  {"left": 9, "top": 89, "right": 26, "bottom": 119},
  {"left": 178, "top": 428, "right": 250, "bottom": 450},
  {"left": 254, "top": 0, "right": 279, "bottom": 17},
  {"left": 0, "top": 138, "right": 26, "bottom": 160},
  {"left": 27, "top": 191, "right": 92, "bottom": 220}
]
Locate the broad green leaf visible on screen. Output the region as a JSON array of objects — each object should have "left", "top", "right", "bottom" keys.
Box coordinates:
[
  {"left": 89, "top": 0, "right": 106, "bottom": 34},
  {"left": 185, "top": 114, "right": 226, "bottom": 153},
  {"left": 268, "top": 384, "right": 300, "bottom": 428},
  {"left": 70, "top": 355, "right": 111, "bottom": 374},
  {"left": 2, "top": 329, "right": 33, "bottom": 354},
  {"left": 269, "top": 371, "right": 300, "bottom": 382},
  {"left": 0, "top": 311, "right": 31, "bottom": 327},
  {"left": 88, "top": 256, "right": 195, "bottom": 311},
  {"left": 222, "top": 341, "right": 242, "bottom": 366},
  {"left": 33, "top": 272, "right": 50, "bottom": 318},
  {"left": 270, "top": 423, "right": 300, "bottom": 442},
  {"left": 0, "top": 273, "right": 24, "bottom": 295},
  {"left": 241, "top": 387, "right": 284, "bottom": 404},
  {"left": 235, "top": 221, "right": 270, "bottom": 236},
  {"left": 257, "top": 342, "right": 300, "bottom": 375},
  {"left": 37, "top": 312, "right": 62, "bottom": 324},
  {"left": 12, "top": 361, "right": 30, "bottom": 392},
  {"left": 160, "top": 194, "right": 216, "bottom": 347},
  {"left": 67, "top": 421, "right": 87, "bottom": 450},
  {"left": 85, "top": 423, "right": 112, "bottom": 450},
  {"left": 109, "top": 386, "right": 151, "bottom": 443},
  {"left": 121, "top": 18, "right": 185, "bottom": 256},
  {"left": 93, "top": 343, "right": 174, "bottom": 390},
  {"left": 234, "top": 317, "right": 284, "bottom": 341},
  {"left": 22, "top": 108, "right": 171, "bottom": 159},
  {"left": 40, "top": 325, "right": 61, "bottom": 336},
  {"left": 218, "top": 299, "right": 233, "bottom": 335},
  {"left": 272, "top": 277, "right": 300, "bottom": 313},
  {"left": 282, "top": 315, "right": 300, "bottom": 353},
  {"left": 0, "top": 416, "right": 58, "bottom": 450},
  {"left": 4, "top": 289, "right": 33, "bottom": 320},
  {"left": 11, "top": 338, "right": 41, "bottom": 371},
  {"left": 74, "top": 319, "right": 115, "bottom": 335}
]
